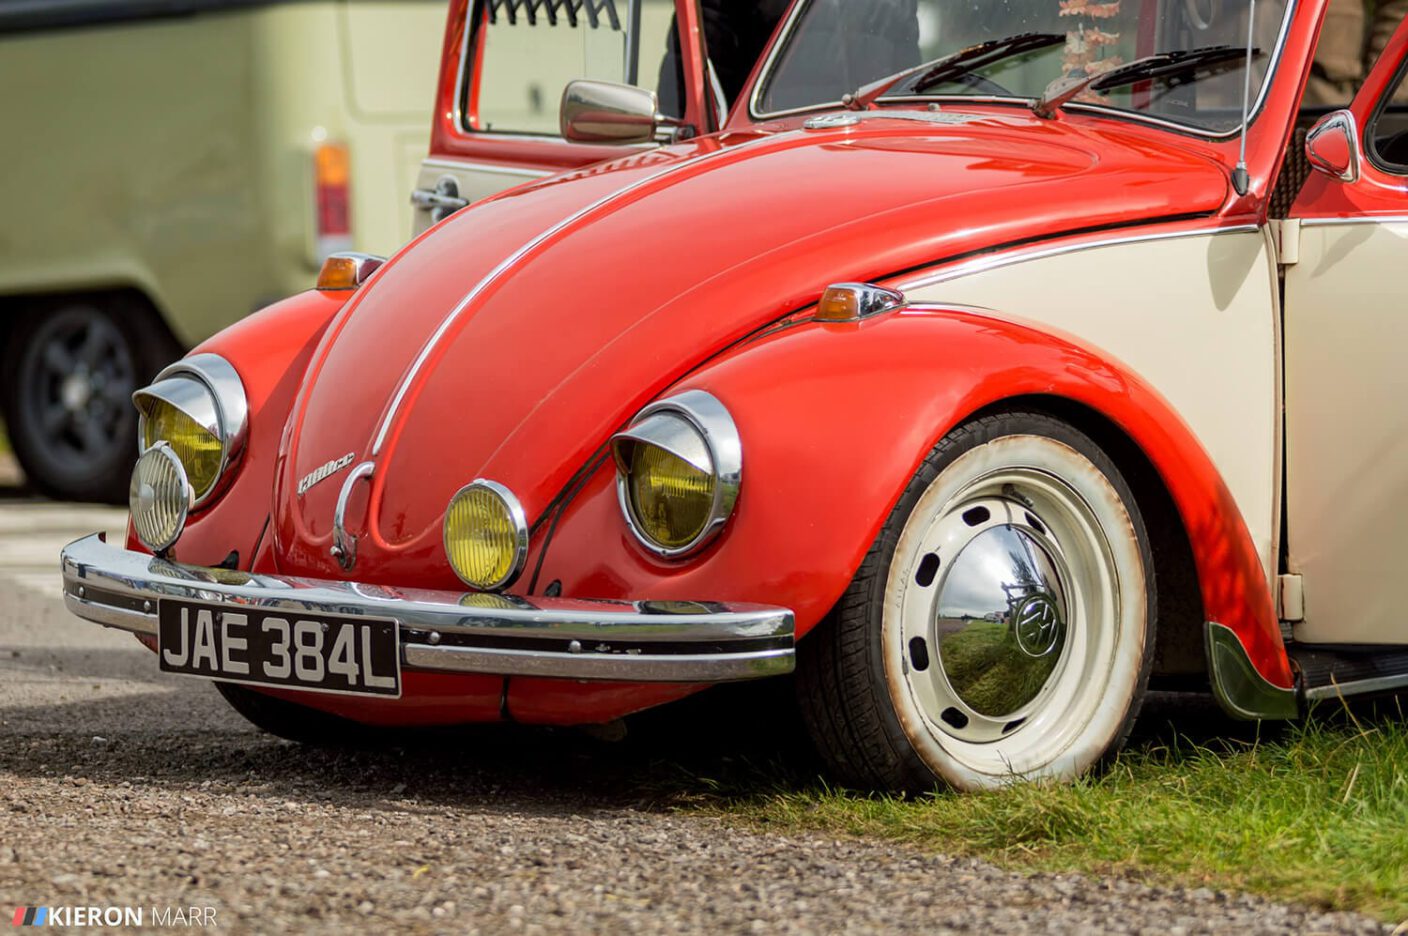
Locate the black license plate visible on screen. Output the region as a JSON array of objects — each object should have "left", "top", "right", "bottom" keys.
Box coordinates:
[{"left": 157, "top": 600, "right": 400, "bottom": 698}]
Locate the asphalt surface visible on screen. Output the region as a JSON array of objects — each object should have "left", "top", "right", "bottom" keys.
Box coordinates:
[{"left": 0, "top": 457, "right": 1393, "bottom": 934}]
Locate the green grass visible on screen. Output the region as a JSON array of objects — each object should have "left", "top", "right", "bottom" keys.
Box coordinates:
[
  {"left": 0, "top": 419, "right": 8, "bottom": 455},
  {"left": 690, "top": 708, "right": 1408, "bottom": 923}
]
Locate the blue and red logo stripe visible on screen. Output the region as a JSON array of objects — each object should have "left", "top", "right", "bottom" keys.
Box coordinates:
[{"left": 11, "top": 907, "right": 48, "bottom": 927}]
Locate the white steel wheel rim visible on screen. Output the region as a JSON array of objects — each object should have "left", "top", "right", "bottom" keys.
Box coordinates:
[{"left": 882, "top": 435, "right": 1146, "bottom": 787}]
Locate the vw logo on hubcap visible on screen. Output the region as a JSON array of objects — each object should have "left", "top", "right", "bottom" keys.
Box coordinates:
[{"left": 1012, "top": 592, "right": 1064, "bottom": 658}]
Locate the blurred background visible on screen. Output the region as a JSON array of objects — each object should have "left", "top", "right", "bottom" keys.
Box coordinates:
[{"left": 0, "top": 0, "right": 450, "bottom": 503}]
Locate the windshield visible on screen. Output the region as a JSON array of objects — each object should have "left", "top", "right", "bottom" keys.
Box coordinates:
[{"left": 755, "top": 0, "right": 1294, "bottom": 134}]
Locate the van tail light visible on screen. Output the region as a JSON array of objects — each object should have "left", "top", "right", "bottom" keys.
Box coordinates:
[{"left": 314, "top": 141, "right": 353, "bottom": 259}]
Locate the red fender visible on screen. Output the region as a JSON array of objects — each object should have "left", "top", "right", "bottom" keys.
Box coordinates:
[
  {"left": 126, "top": 290, "right": 350, "bottom": 568},
  {"left": 532, "top": 306, "right": 1293, "bottom": 703}
]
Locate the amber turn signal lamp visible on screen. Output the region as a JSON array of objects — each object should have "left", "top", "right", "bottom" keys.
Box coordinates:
[
  {"left": 816, "top": 283, "right": 906, "bottom": 323},
  {"left": 316, "top": 252, "right": 385, "bottom": 291}
]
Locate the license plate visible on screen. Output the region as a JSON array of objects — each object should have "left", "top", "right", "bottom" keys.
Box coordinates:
[{"left": 157, "top": 600, "right": 401, "bottom": 698}]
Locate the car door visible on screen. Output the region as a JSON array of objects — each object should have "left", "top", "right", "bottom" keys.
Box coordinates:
[
  {"left": 411, "top": 0, "right": 712, "bottom": 235},
  {"left": 1283, "top": 15, "right": 1408, "bottom": 645}
]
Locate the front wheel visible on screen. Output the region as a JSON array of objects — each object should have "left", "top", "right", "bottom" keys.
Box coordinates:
[{"left": 797, "top": 411, "right": 1156, "bottom": 792}]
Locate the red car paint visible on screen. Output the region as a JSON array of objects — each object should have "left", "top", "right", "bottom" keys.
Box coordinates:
[{"left": 134, "top": 0, "right": 1345, "bottom": 724}]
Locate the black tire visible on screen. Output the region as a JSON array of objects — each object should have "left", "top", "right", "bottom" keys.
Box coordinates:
[
  {"left": 796, "top": 411, "right": 1157, "bottom": 793},
  {"left": 216, "top": 682, "right": 375, "bottom": 746},
  {"left": 1, "top": 294, "right": 180, "bottom": 503}
]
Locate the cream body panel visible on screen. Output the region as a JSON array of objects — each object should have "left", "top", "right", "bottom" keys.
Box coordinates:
[
  {"left": 1284, "top": 219, "right": 1408, "bottom": 645},
  {"left": 902, "top": 230, "right": 1280, "bottom": 580},
  {"left": 0, "top": 11, "right": 265, "bottom": 346},
  {"left": 0, "top": 2, "right": 443, "bottom": 346},
  {"left": 251, "top": 2, "right": 446, "bottom": 286}
]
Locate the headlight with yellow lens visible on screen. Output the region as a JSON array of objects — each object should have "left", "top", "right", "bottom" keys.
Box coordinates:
[
  {"left": 141, "top": 399, "right": 222, "bottom": 498},
  {"left": 611, "top": 390, "right": 741, "bottom": 559},
  {"left": 133, "top": 354, "right": 248, "bottom": 509},
  {"left": 443, "top": 480, "right": 529, "bottom": 591}
]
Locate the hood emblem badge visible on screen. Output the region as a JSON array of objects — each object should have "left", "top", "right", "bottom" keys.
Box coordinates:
[{"left": 298, "top": 452, "right": 356, "bottom": 497}]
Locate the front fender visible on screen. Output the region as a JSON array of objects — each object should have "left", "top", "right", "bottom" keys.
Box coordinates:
[
  {"left": 128, "top": 289, "right": 349, "bottom": 568},
  {"left": 535, "top": 306, "right": 1292, "bottom": 692}
]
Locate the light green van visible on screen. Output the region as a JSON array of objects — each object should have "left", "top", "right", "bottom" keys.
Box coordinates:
[{"left": 0, "top": 0, "right": 446, "bottom": 501}]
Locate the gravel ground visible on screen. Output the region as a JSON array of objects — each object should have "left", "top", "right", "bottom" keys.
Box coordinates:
[{"left": 0, "top": 496, "right": 1393, "bottom": 934}]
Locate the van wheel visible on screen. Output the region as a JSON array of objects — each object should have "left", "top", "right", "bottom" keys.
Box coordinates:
[
  {"left": 1, "top": 296, "right": 178, "bottom": 503},
  {"left": 796, "top": 411, "right": 1156, "bottom": 792}
]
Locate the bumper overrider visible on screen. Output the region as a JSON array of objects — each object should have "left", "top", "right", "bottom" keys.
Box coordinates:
[{"left": 59, "top": 534, "right": 795, "bottom": 684}]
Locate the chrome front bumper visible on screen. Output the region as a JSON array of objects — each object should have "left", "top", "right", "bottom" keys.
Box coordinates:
[{"left": 59, "top": 534, "right": 794, "bottom": 683}]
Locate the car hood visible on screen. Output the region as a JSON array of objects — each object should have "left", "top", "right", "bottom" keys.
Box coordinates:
[{"left": 273, "top": 110, "right": 1231, "bottom": 581}]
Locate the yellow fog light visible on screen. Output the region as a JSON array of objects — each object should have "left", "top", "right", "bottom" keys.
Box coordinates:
[
  {"left": 129, "top": 444, "right": 192, "bottom": 553},
  {"left": 443, "top": 480, "right": 529, "bottom": 591},
  {"left": 626, "top": 443, "right": 715, "bottom": 549},
  {"left": 141, "top": 398, "right": 222, "bottom": 499}
]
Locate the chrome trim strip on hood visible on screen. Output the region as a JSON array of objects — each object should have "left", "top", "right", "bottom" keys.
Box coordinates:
[{"left": 370, "top": 134, "right": 782, "bottom": 457}]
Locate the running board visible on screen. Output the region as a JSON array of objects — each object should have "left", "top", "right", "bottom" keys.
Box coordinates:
[{"left": 1290, "top": 644, "right": 1408, "bottom": 702}]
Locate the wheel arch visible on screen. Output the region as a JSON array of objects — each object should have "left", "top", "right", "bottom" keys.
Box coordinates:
[
  {"left": 519, "top": 306, "right": 1294, "bottom": 703},
  {"left": 669, "top": 306, "right": 1293, "bottom": 692},
  {"left": 0, "top": 286, "right": 184, "bottom": 357},
  {"left": 156, "top": 289, "right": 353, "bottom": 570}
]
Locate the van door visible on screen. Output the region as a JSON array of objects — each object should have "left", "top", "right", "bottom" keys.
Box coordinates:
[{"left": 412, "top": 0, "right": 710, "bottom": 234}]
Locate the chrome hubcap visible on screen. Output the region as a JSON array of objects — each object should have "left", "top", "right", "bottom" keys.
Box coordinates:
[
  {"left": 894, "top": 464, "right": 1116, "bottom": 749},
  {"left": 934, "top": 522, "right": 1070, "bottom": 719}
]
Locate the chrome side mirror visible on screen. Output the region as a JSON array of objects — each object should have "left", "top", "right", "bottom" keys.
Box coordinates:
[
  {"left": 560, "top": 79, "right": 685, "bottom": 145},
  {"left": 1305, "top": 109, "right": 1361, "bottom": 184}
]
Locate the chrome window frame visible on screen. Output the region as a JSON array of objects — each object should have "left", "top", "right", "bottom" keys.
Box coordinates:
[
  {"left": 454, "top": 0, "right": 664, "bottom": 141},
  {"left": 747, "top": 0, "right": 1299, "bottom": 141}
]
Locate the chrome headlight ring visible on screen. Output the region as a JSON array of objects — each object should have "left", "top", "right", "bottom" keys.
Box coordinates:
[
  {"left": 610, "top": 390, "right": 742, "bottom": 560},
  {"left": 132, "top": 352, "right": 248, "bottom": 509},
  {"left": 443, "top": 478, "right": 531, "bottom": 592}
]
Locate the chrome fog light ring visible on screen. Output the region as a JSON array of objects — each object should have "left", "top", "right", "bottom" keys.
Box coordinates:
[
  {"left": 610, "top": 390, "right": 742, "bottom": 560},
  {"left": 133, "top": 353, "right": 248, "bottom": 509},
  {"left": 129, "top": 442, "right": 193, "bottom": 553},
  {"left": 443, "top": 479, "right": 531, "bottom": 592}
]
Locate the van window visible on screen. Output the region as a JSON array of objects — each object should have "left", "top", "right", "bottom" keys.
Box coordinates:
[{"left": 467, "top": 0, "right": 682, "bottom": 135}]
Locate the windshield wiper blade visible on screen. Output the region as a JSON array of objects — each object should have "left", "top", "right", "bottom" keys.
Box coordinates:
[
  {"left": 1033, "top": 45, "right": 1259, "bottom": 118},
  {"left": 849, "top": 32, "right": 1065, "bottom": 111}
]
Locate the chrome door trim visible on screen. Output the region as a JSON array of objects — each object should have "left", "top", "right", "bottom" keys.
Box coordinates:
[
  {"left": 898, "top": 224, "right": 1261, "bottom": 291},
  {"left": 1299, "top": 214, "right": 1408, "bottom": 226}
]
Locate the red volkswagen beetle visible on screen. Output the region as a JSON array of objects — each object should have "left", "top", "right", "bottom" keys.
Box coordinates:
[{"left": 60, "top": 0, "right": 1408, "bottom": 791}]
